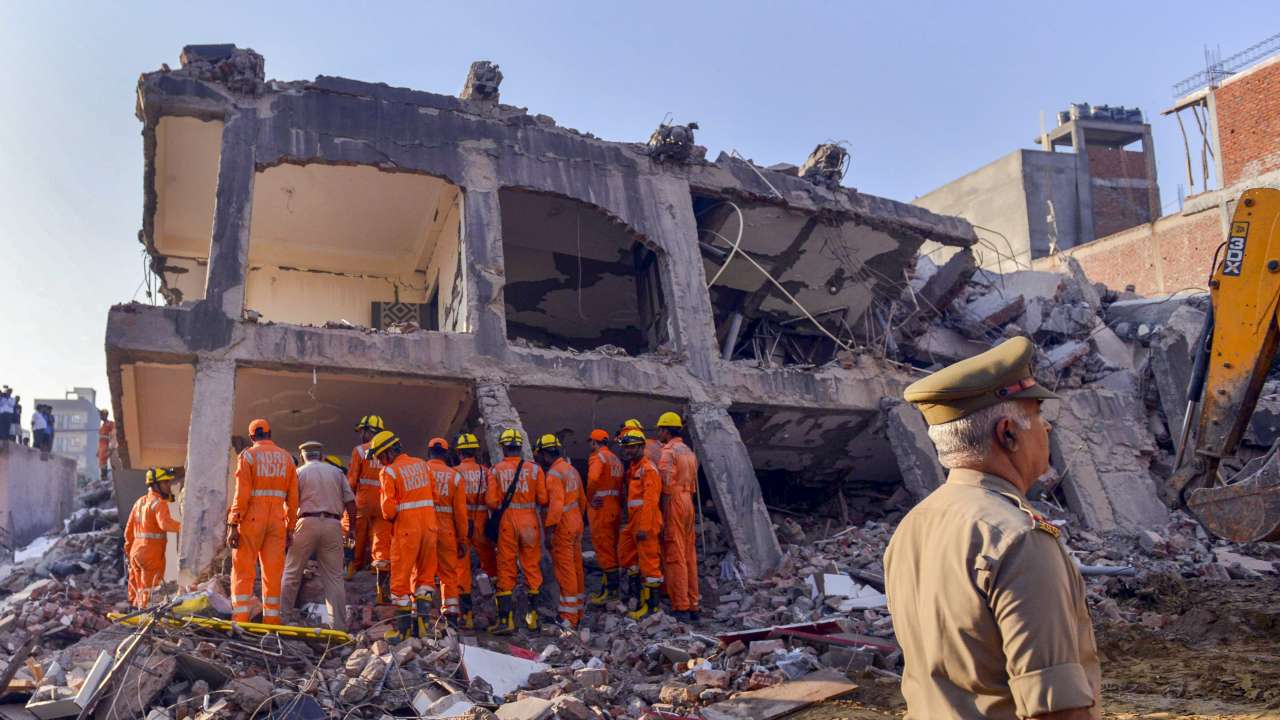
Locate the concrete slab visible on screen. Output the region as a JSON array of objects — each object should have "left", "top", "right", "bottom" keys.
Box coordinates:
[
  {"left": 1150, "top": 304, "right": 1207, "bottom": 435},
  {"left": 1050, "top": 388, "right": 1170, "bottom": 531},
  {"left": 882, "top": 399, "right": 945, "bottom": 499},
  {"left": 0, "top": 443, "right": 76, "bottom": 547},
  {"left": 459, "top": 645, "right": 549, "bottom": 700}
]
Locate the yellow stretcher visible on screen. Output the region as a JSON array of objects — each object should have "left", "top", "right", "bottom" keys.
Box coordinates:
[{"left": 108, "top": 612, "right": 352, "bottom": 644}]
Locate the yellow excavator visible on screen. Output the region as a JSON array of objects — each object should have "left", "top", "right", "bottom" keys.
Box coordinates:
[{"left": 1170, "top": 187, "right": 1280, "bottom": 542}]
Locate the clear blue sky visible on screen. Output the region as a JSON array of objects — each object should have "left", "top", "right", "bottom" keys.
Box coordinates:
[{"left": 0, "top": 1, "right": 1272, "bottom": 414}]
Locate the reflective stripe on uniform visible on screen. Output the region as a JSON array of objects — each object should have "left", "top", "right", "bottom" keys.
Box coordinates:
[
  {"left": 628, "top": 499, "right": 644, "bottom": 508},
  {"left": 509, "top": 502, "right": 536, "bottom": 510},
  {"left": 136, "top": 532, "right": 165, "bottom": 540},
  {"left": 564, "top": 501, "right": 579, "bottom": 511},
  {"left": 358, "top": 479, "right": 381, "bottom": 488},
  {"left": 444, "top": 598, "right": 459, "bottom": 607},
  {"left": 435, "top": 506, "right": 453, "bottom": 513},
  {"left": 468, "top": 504, "right": 487, "bottom": 512},
  {"left": 398, "top": 500, "right": 434, "bottom": 511},
  {"left": 594, "top": 490, "right": 620, "bottom": 497},
  {"left": 264, "top": 596, "right": 279, "bottom": 605},
  {"left": 251, "top": 489, "right": 287, "bottom": 498},
  {"left": 558, "top": 604, "right": 577, "bottom": 613},
  {"left": 645, "top": 576, "right": 663, "bottom": 585},
  {"left": 232, "top": 605, "right": 252, "bottom": 614},
  {"left": 233, "top": 594, "right": 255, "bottom": 602}
]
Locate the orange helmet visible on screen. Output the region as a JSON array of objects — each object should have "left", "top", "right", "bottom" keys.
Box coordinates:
[
  {"left": 248, "top": 419, "right": 270, "bottom": 437},
  {"left": 589, "top": 429, "right": 610, "bottom": 442},
  {"left": 427, "top": 437, "right": 449, "bottom": 450}
]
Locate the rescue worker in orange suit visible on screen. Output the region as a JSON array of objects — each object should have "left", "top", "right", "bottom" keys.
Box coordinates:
[
  {"left": 656, "top": 412, "right": 701, "bottom": 622},
  {"left": 97, "top": 409, "right": 115, "bottom": 482},
  {"left": 534, "top": 434, "right": 587, "bottom": 628},
  {"left": 124, "top": 467, "right": 181, "bottom": 607},
  {"left": 426, "top": 438, "right": 468, "bottom": 624},
  {"left": 586, "top": 429, "right": 624, "bottom": 606},
  {"left": 371, "top": 430, "right": 439, "bottom": 639},
  {"left": 226, "top": 419, "right": 299, "bottom": 624},
  {"left": 347, "top": 415, "right": 392, "bottom": 603},
  {"left": 454, "top": 432, "right": 491, "bottom": 629},
  {"left": 616, "top": 428, "right": 664, "bottom": 619},
  {"left": 619, "top": 419, "right": 662, "bottom": 466},
  {"left": 485, "top": 428, "right": 548, "bottom": 634}
]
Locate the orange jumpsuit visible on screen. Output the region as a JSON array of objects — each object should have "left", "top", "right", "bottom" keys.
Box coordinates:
[
  {"left": 456, "top": 457, "right": 495, "bottom": 589},
  {"left": 645, "top": 438, "right": 662, "bottom": 466},
  {"left": 97, "top": 419, "right": 115, "bottom": 468},
  {"left": 380, "top": 453, "right": 439, "bottom": 605},
  {"left": 485, "top": 457, "right": 548, "bottom": 594},
  {"left": 124, "top": 489, "right": 181, "bottom": 608},
  {"left": 347, "top": 443, "right": 391, "bottom": 571},
  {"left": 545, "top": 457, "right": 587, "bottom": 624},
  {"left": 618, "top": 456, "right": 663, "bottom": 586},
  {"left": 659, "top": 438, "right": 700, "bottom": 612},
  {"left": 429, "top": 458, "right": 467, "bottom": 615},
  {"left": 586, "top": 446, "right": 624, "bottom": 572},
  {"left": 229, "top": 440, "right": 298, "bottom": 623}
]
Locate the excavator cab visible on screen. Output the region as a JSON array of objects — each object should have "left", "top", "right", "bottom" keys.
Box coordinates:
[{"left": 1171, "top": 188, "right": 1280, "bottom": 542}]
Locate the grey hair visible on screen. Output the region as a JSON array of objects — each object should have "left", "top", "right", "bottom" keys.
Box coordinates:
[
  {"left": 926, "top": 400, "right": 1033, "bottom": 469},
  {"left": 303, "top": 449, "right": 322, "bottom": 461}
]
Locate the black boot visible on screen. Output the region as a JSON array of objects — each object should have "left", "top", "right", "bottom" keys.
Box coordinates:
[
  {"left": 489, "top": 592, "right": 515, "bottom": 635},
  {"left": 621, "top": 571, "right": 638, "bottom": 611},
  {"left": 374, "top": 567, "right": 391, "bottom": 604},
  {"left": 628, "top": 583, "right": 658, "bottom": 620}
]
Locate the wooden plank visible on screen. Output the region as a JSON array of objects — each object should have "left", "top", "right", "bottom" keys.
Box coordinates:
[
  {"left": 699, "top": 670, "right": 857, "bottom": 720},
  {"left": 0, "top": 638, "right": 36, "bottom": 695}
]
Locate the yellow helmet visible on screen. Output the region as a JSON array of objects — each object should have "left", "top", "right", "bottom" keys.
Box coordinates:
[
  {"left": 355, "top": 414, "right": 386, "bottom": 432},
  {"left": 456, "top": 432, "right": 480, "bottom": 450},
  {"left": 622, "top": 418, "right": 644, "bottom": 431},
  {"left": 146, "top": 467, "right": 176, "bottom": 485},
  {"left": 656, "top": 411, "right": 683, "bottom": 429},
  {"left": 618, "top": 428, "right": 647, "bottom": 446},
  {"left": 367, "top": 430, "right": 400, "bottom": 459},
  {"left": 533, "top": 433, "right": 562, "bottom": 451},
  {"left": 324, "top": 454, "right": 348, "bottom": 472},
  {"left": 499, "top": 428, "right": 524, "bottom": 447}
]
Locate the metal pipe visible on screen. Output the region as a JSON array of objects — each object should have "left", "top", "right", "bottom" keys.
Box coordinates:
[{"left": 722, "top": 312, "right": 744, "bottom": 360}]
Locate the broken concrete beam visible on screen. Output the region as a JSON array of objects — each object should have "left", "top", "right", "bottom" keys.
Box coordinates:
[
  {"left": 798, "top": 144, "right": 848, "bottom": 190},
  {"left": 881, "top": 399, "right": 945, "bottom": 499},
  {"left": 1049, "top": 388, "right": 1169, "bottom": 531},
  {"left": 1150, "top": 303, "right": 1208, "bottom": 436},
  {"left": 1089, "top": 325, "right": 1134, "bottom": 371},
  {"left": 93, "top": 655, "right": 176, "bottom": 720},
  {"left": 476, "top": 382, "right": 532, "bottom": 462},
  {"left": 1061, "top": 255, "right": 1103, "bottom": 311},
  {"left": 686, "top": 403, "right": 782, "bottom": 577},
  {"left": 956, "top": 291, "right": 1025, "bottom": 339},
  {"left": 1037, "top": 304, "right": 1095, "bottom": 339},
  {"left": 904, "top": 326, "right": 989, "bottom": 365},
  {"left": 1041, "top": 340, "right": 1090, "bottom": 374},
  {"left": 908, "top": 249, "right": 976, "bottom": 322}
]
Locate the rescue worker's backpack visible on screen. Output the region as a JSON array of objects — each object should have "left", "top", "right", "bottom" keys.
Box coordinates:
[{"left": 485, "top": 459, "right": 524, "bottom": 542}]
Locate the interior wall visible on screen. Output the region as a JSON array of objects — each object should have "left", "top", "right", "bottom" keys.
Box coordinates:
[
  {"left": 244, "top": 163, "right": 463, "bottom": 327},
  {"left": 119, "top": 362, "right": 196, "bottom": 469},
  {"left": 162, "top": 256, "right": 208, "bottom": 303},
  {"left": 244, "top": 267, "right": 428, "bottom": 327},
  {"left": 154, "top": 116, "right": 223, "bottom": 259}
]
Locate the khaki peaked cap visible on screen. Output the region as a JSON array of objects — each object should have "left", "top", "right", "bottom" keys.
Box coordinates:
[{"left": 903, "top": 337, "right": 1059, "bottom": 425}]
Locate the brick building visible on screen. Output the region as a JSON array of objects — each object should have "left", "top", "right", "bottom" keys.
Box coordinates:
[{"left": 1037, "top": 48, "right": 1280, "bottom": 292}]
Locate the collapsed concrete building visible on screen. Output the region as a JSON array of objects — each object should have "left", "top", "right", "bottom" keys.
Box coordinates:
[{"left": 105, "top": 45, "right": 978, "bottom": 585}]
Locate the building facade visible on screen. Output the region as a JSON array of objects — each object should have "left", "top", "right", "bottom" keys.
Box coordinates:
[{"left": 105, "top": 46, "right": 975, "bottom": 584}]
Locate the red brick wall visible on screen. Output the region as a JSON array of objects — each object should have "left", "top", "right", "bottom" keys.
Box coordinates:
[
  {"left": 1033, "top": 209, "right": 1221, "bottom": 295},
  {"left": 1216, "top": 57, "right": 1280, "bottom": 186},
  {"left": 1087, "top": 147, "right": 1149, "bottom": 180},
  {"left": 1086, "top": 146, "right": 1155, "bottom": 238}
]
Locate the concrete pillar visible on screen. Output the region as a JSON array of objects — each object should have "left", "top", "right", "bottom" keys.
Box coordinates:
[
  {"left": 474, "top": 381, "right": 530, "bottom": 461},
  {"left": 184, "top": 113, "right": 256, "bottom": 351},
  {"left": 177, "top": 358, "right": 237, "bottom": 586},
  {"left": 645, "top": 177, "right": 721, "bottom": 381},
  {"left": 1070, "top": 122, "right": 1096, "bottom": 245},
  {"left": 686, "top": 402, "right": 781, "bottom": 578},
  {"left": 462, "top": 191, "right": 510, "bottom": 355},
  {"left": 1141, "top": 128, "right": 1161, "bottom": 221}
]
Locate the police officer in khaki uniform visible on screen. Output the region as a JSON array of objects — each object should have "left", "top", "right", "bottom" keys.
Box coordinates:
[{"left": 884, "top": 337, "right": 1101, "bottom": 720}]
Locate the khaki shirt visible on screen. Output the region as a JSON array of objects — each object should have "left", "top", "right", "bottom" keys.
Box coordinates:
[
  {"left": 884, "top": 468, "right": 1101, "bottom": 719},
  {"left": 296, "top": 460, "right": 355, "bottom": 518}
]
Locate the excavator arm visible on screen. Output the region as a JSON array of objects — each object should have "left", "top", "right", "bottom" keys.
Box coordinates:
[{"left": 1170, "top": 188, "right": 1280, "bottom": 542}]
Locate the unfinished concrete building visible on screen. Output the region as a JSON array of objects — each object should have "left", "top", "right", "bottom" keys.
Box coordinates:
[{"left": 105, "top": 45, "right": 976, "bottom": 585}]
